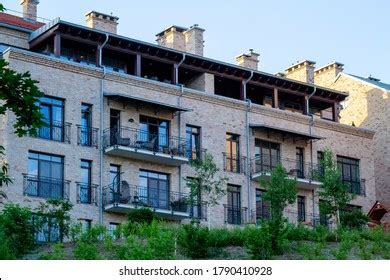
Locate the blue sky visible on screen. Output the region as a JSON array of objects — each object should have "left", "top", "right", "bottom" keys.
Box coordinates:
[{"left": 2, "top": 0, "right": 389, "bottom": 82}]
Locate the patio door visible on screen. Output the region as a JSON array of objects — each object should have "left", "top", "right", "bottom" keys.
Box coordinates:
[{"left": 139, "top": 170, "right": 169, "bottom": 209}]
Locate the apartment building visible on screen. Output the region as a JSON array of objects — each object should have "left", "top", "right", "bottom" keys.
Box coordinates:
[{"left": 0, "top": 1, "right": 376, "bottom": 237}]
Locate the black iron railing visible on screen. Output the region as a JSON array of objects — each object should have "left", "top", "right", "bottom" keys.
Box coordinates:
[
  {"left": 223, "top": 153, "right": 246, "bottom": 174},
  {"left": 186, "top": 147, "right": 207, "bottom": 162},
  {"left": 223, "top": 204, "right": 248, "bottom": 225},
  {"left": 342, "top": 177, "right": 366, "bottom": 196},
  {"left": 77, "top": 125, "right": 99, "bottom": 148},
  {"left": 76, "top": 182, "right": 99, "bottom": 205},
  {"left": 103, "top": 182, "right": 191, "bottom": 214},
  {"left": 251, "top": 154, "right": 320, "bottom": 181},
  {"left": 36, "top": 121, "right": 71, "bottom": 143},
  {"left": 103, "top": 127, "right": 188, "bottom": 157},
  {"left": 23, "top": 174, "right": 70, "bottom": 200}
]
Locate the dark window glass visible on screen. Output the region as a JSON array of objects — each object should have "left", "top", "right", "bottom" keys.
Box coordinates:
[
  {"left": 317, "top": 151, "right": 324, "bottom": 177},
  {"left": 296, "top": 148, "right": 304, "bottom": 178},
  {"left": 254, "top": 140, "right": 280, "bottom": 172},
  {"left": 187, "top": 177, "right": 202, "bottom": 219},
  {"left": 297, "top": 196, "right": 306, "bottom": 222},
  {"left": 225, "top": 133, "right": 240, "bottom": 172},
  {"left": 256, "top": 189, "right": 270, "bottom": 222},
  {"left": 186, "top": 125, "right": 200, "bottom": 160},
  {"left": 80, "top": 104, "right": 92, "bottom": 146},
  {"left": 337, "top": 156, "right": 361, "bottom": 194},
  {"left": 139, "top": 170, "right": 170, "bottom": 210},
  {"left": 38, "top": 96, "right": 64, "bottom": 142},
  {"left": 227, "top": 184, "right": 241, "bottom": 224},
  {"left": 80, "top": 160, "right": 92, "bottom": 203},
  {"left": 139, "top": 116, "right": 169, "bottom": 152}
]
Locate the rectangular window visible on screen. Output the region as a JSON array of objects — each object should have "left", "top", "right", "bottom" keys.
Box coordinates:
[
  {"left": 79, "top": 160, "right": 92, "bottom": 203},
  {"left": 139, "top": 170, "right": 170, "bottom": 210},
  {"left": 225, "top": 133, "right": 240, "bottom": 173},
  {"left": 317, "top": 151, "right": 324, "bottom": 177},
  {"left": 38, "top": 96, "right": 65, "bottom": 142},
  {"left": 254, "top": 139, "right": 280, "bottom": 173},
  {"left": 80, "top": 104, "right": 92, "bottom": 146},
  {"left": 139, "top": 116, "right": 170, "bottom": 152},
  {"left": 26, "top": 152, "right": 64, "bottom": 199},
  {"left": 337, "top": 156, "right": 361, "bottom": 194},
  {"left": 80, "top": 219, "right": 92, "bottom": 232},
  {"left": 297, "top": 196, "right": 306, "bottom": 222},
  {"left": 186, "top": 125, "right": 201, "bottom": 160},
  {"left": 296, "top": 148, "right": 304, "bottom": 178},
  {"left": 108, "top": 222, "right": 120, "bottom": 239},
  {"left": 256, "top": 189, "right": 270, "bottom": 222},
  {"left": 227, "top": 184, "right": 241, "bottom": 225}
]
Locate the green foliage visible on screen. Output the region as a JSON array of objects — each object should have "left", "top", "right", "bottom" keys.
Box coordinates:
[
  {"left": 244, "top": 224, "right": 273, "bottom": 259},
  {"left": 340, "top": 208, "right": 369, "bottom": 229},
  {"left": 74, "top": 242, "right": 101, "bottom": 260},
  {"left": 187, "top": 152, "right": 228, "bottom": 207},
  {"left": 297, "top": 242, "right": 325, "bottom": 260},
  {"left": 208, "top": 228, "right": 245, "bottom": 247},
  {"left": 40, "top": 243, "right": 66, "bottom": 260},
  {"left": 34, "top": 199, "right": 73, "bottom": 242},
  {"left": 0, "top": 4, "right": 4, "bottom": 11},
  {"left": 317, "top": 149, "right": 354, "bottom": 228},
  {"left": 178, "top": 221, "right": 210, "bottom": 259},
  {"left": 127, "top": 208, "right": 155, "bottom": 224},
  {"left": 0, "top": 229, "right": 15, "bottom": 259},
  {"left": 69, "top": 222, "right": 83, "bottom": 243},
  {"left": 0, "top": 203, "right": 34, "bottom": 257},
  {"left": 333, "top": 230, "right": 358, "bottom": 259},
  {"left": 285, "top": 223, "right": 314, "bottom": 241}
]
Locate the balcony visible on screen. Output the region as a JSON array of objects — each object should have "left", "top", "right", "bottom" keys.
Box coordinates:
[
  {"left": 102, "top": 182, "right": 194, "bottom": 220},
  {"left": 343, "top": 177, "right": 366, "bottom": 196},
  {"left": 223, "top": 153, "right": 247, "bottom": 174},
  {"left": 76, "top": 183, "right": 99, "bottom": 205},
  {"left": 223, "top": 204, "right": 249, "bottom": 225},
  {"left": 36, "top": 121, "right": 71, "bottom": 143},
  {"left": 23, "top": 174, "right": 70, "bottom": 200},
  {"left": 251, "top": 155, "right": 321, "bottom": 189},
  {"left": 76, "top": 125, "right": 99, "bottom": 148},
  {"left": 102, "top": 127, "right": 189, "bottom": 166}
]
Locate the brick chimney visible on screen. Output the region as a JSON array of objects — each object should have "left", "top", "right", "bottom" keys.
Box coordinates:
[
  {"left": 235, "top": 49, "right": 260, "bottom": 70},
  {"left": 156, "top": 24, "right": 205, "bottom": 55},
  {"left": 20, "top": 0, "right": 39, "bottom": 22},
  {"left": 314, "top": 62, "right": 344, "bottom": 87},
  {"left": 284, "top": 60, "right": 316, "bottom": 83},
  {"left": 85, "top": 11, "right": 119, "bottom": 34}
]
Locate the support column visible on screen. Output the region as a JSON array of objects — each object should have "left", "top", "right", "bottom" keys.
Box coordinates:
[
  {"left": 304, "top": 95, "right": 309, "bottom": 115},
  {"left": 135, "top": 54, "right": 141, "bottom": 77},
  {"left": 173, "top": 63, "right": 178, "bottom": 84},
  {"left": 53, "top": 34, "right": 61, "bottom": 58},
  {"left": 273, "top": 87, "right": 279, "bottom": 108},
  {"left": 333, "top": 103, "right": 339, "bottom": 122},
  {"left": 240, "top": 81, "right": 245, "bottom": 100}
]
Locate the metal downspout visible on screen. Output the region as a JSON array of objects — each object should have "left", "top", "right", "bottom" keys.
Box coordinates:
[
  {"left": 307, "top": 86, "right": 317, "bottom": 223},
  {"left": 99, "top": 34, "right": 109, "bottom": 225},
  {"left": 244, "top": 71, "right": 253, "bottom": 222},
  {"left": 176, "top": 54, "right": 186, "bottom": 194}
]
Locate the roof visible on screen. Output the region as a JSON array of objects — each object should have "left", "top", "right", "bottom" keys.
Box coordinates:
[
  {"left": 347, "top": 74, "right": 390, "bottom": 91},
  {"left": 104, "top": 93, "right": 191, "bottom": 112},
  {"left": 0, "top": 12, "right": 44, "bottom": 31},
  {"left": 249, "top": 124, "right": 324, "bottom": 140},
  {"left": 368, "top": 201, "right": 389, "bottom": 223}
]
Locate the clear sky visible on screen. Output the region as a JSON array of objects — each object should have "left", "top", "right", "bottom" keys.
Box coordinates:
[{"left": 2, "top": 0, "right": 389, "bottom": 82}]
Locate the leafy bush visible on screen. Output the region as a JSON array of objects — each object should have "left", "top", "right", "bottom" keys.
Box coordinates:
[
  {"left": 297, "top": 242, "right": 325, "bottom": 260},
  {"left": 333, "top": 230, "right": 358, "bottom": 259},
  {"left": 40, "top": 243, "right": 66, "bottom": 260},
  {"left": 73, "top": 242, "right": 101, "bottom": 260},
  {"left": 244, "top": 224, "right": 273, "bottom": 260},
  {"left": 284, "top": 223, "right": 315, "bottom": 241},
  {"left": 0, "top": 229, "right": 15, "bottom": 260},
  {"left": 208, "top": 228, "right": 245, "bottom": 247},
  {"left": 178, "top": 221, "right": 209, "bottom": 259},
  {"left": 127, "top": 208, "right": 155, "bottom": 224},
  {"left": 340, "top": 208, "right": 369, "bottom": 229},
  {"left": 0, "top": 203, "right": 34, "bottom": 257}
]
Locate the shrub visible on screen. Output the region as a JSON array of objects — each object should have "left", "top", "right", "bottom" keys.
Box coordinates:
[
  {"left": 73, "top": 242, "right": 101, "bottom": 260},
  {"left": 244, "top": 224, "right": 273, "bottom": 260},
  {"left": 284, "top": 223, "right": 314, "bottom": 241},
  {"left": 69, "top": 222, "right": 83, "bottom": 243},
  {"left": 297, "top": 242, "right": 325, "bottom": 260},
  {"left": 178, "top": 221, "right": 209, "bottom": 259},
  {"left": 208, "top": 228, "right": 245, "bottom": 247},
  {"left": 0, "top": 203, "right": 34, "bottom": 257},
  {"left": 40, "top": 243, "right": 66, "bottom": 260},
  {"left": 0, "top": 229, "right": 15, "bottom": 260},
  {"left": 127, "top": 208, "right": 155, "bottom": 224},
  {"left": 340, "top": 208, "right": 369, "bottom": 229}
]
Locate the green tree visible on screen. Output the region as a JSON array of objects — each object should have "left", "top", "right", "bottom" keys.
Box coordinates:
[
  {"left": 261, "top": 164, "right": 297, "bottom": 254},
  {"left": 186, "top": 152, "right": 228, "bottom": 227},
  {"left": 0, "top": 3, "right": 43, "bottom": 199},
  {"left": 317, "top": 149, "right": 354, "bottom": 229}
]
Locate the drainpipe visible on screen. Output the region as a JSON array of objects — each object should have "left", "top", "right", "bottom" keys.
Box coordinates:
[
  {"left": 99, "top": 34, "right": 109, "bottom": 225},
  {"left": 306, "top": 86, "right": 316, "bottom": 224},
  {"left": 244, "top": 71, "right": 253, "bottom": 222},
  {"left": 176, "top": 54, "right": 186, "bottom": 194}
]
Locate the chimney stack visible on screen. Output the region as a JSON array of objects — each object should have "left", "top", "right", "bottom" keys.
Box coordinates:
[
  {"left": 85, "top": 11, "right": 119, "bottom": 34},
  {"left": 20, "top": 0, "right": 39, "bottom": 22},
  {"left": 235, "top": 49, "right": 260, "bottom": 70},
  {"left": 156, "top": 24, "right": 205, "bottom": 55},
  {"left": 314, "top": 62, "right": 344, "bottom": 87},
  {"left": 284, "top": 60, "right": 316, "bottom": 83}
]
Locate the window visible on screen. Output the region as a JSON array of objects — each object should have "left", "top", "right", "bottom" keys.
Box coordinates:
[
  {"left": 337, "top": 156, "right": 361, "bottom": 194},
  {"left": 108, "top": 222, "right": 120, "bottom": 239},
  {"left": 79, "top": 160, "right": 92, "bottom": 203},
  {"left": 317, "top": 151, "right": 325, "bottom": 177},
  {"left": 38, "top": 96, "right": 65, "bottom": 142},
  {"left": 319, "top": 199, "right": 329, "bottom": 226},
  {"left": 254, "top": 140, "right": 280, "bottom": 172},
  {"left": 297, "top": 196, "right": 306, "bottom": 222},
  {"left": 187, "top": 177, "right": 202, "bottom": 219},
  {"left": 227, "top": 185, "right": 241, "bottom": 225},
  {"left": 139, "top": 116, "right": 169, "bottom": 152},
  {"left": 33, "top": 215, "right": 60, "bottom": 243},
  {"left": 225, "top": 133, "right": 240, "bottom": 173},
  {"left": 80, "top": 104, "right": 92, "bottom": 146},
  {"left": 186, "top": 125, "right": 201, "bottom": 160},
  {"left": 80, "top": 219, "right": 92, "bottom": 232},
  {"left": 256, "top": 189, "right": 270, "bottom": 222},
  {"left": 139, "top": 170, "right": 170, "bottom": 209},
  {"left": 26, "top": 152, "right": 64, "bottom": 199},
  {"left": 296, "top": 148, "right": 304, "bottom": 178}
]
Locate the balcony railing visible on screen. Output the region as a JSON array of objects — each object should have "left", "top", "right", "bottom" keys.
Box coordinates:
[
  {"left": 36, "top": 121, "right": 71, "bottom": 143},
  {"left": 103, "top": 127, "right": 188, "bottom": 157},
  {"left": 342, "top": 177, "right": 366, "bottom": 196},
  {"left": 251, "top": 154, "right": 320, "bottom": 181},
  {"left": 223, "top": 204, "right": 249, "bottom": 225},
  {"left": 76, "top": 182, "right": 99, "bottom": 205},
  {"left": 103, "top": 182, "right": 191, "bottom": 214},
  {"left": 77, "top": 125, "right": 99, "bottom": 148},
  {"left": 223, "top": 153, "right": 246, "bottom": 174},
  {"left": 186, "top": 148, "right": 207, "bottom": 162},
  {"left": 23, "top": 174, "right": 70, "bottom": 200}
]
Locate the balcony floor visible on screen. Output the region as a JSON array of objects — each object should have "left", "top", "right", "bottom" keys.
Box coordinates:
[
  {"left": 104, "top": 145, "right": 189, "bottom": 166},
  {"left": 251, "top": 172, "right": 321, "bottom": 190}
]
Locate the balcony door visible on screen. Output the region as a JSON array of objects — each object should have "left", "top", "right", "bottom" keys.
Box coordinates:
[
  {"left": 109, "top": 109, "right": 121, "bottom": 145},
  {"left": 139, "top": 116, "right": 169, "bottom": 152},
  {"left": 337, "top": 156, "right": 361, "bottom": 194},
  {"left": 296, "top": 148, "right": 304, "bottom": 178},
  {"left": 139, "top": 170, "right": 169, "bottom": 209},
  {"left": 256, "top": 189, "right": 270, "bottom": 222},
  {"left": 227, "top": 185, "right": 241, "bottom": 224},
  {"left": 38, "top": 96, "right": 64, "bottom": 142},
  {"left": 80, "top": 104, "right": 92, "bottom": 146},
  {"left": 255, "top": 140, "right": 280, "bottom": 172},
  {"left": 225, "top": 133, "right": 240, "bottom": 172}
]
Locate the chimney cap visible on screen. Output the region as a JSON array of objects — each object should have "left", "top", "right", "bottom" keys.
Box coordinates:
[
  {"left": 85, "top": 11, "right": 119, "bottom": 22},
  {"left": 156, "top": 25, "right": 188, "bottom": 37},
  {"left": 314, "top": 61, "right": 344, "bottom": 73},
  {"left": 235, "top": 49, "right": 260, "bottom": 60},
  {"left": 20, "top": 0, "right": 39, "bottom": 4},
  {"left": 285, "top": 59, "right": 316, "bottom": 72}
]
